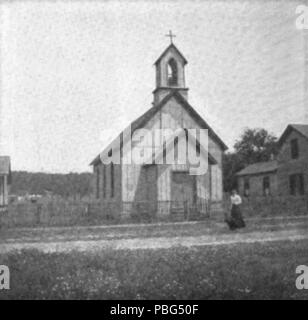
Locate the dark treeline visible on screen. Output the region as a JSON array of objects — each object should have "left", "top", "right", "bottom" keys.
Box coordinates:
[{"left": 11, "top": 171, "right": 93, "bottom": 198}]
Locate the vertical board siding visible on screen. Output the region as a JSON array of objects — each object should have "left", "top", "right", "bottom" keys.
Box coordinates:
[{"left": 122, "top": 96, "right": 224, "bottom": 205}]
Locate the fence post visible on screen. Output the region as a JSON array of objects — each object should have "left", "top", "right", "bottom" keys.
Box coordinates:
[
  {"left": 207, "top": 199, "right": 210, "bottom": 218},
  {"left": 36, "top": 203, "right": 42, "bottom": 225},
  {"left": 186, "top": 201, "right": 190, "bottom": 221},
  {"left": 86, "top": 203, "right": 90, "bottom": 216}
]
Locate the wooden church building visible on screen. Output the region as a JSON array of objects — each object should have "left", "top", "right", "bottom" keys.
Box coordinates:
[{"left": 90, "top": 38, "right": 227, "bottom": 218}]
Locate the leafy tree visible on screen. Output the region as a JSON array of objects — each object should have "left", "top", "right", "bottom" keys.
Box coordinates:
[
  {"left": 234, "top": 128, "right": 278, "bottom": 165},
  {"left": 223, "top": 128, "right": 278, "bottom": 192},
  {"left": 223, "top": 152, "right": 244, "bottom": 192}
]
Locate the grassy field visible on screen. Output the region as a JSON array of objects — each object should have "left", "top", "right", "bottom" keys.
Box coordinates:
[{"left": 1, "top": 238, "right": 308, "bottom": 300}]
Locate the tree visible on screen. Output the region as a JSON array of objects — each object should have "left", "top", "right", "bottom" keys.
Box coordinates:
[
  {"left": 10, "top": 171, "right": 93, "bottom": 199},
  {"left": 234, "top": 128, "right": 278, "bottom": 165},
  {"left": 223, "top": 128, "right": 278, "bottom": 192},
  {"left": 223, "top": 152, "right": 244, "bottom": 192}
]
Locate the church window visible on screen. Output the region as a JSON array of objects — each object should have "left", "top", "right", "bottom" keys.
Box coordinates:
[
  {"left": 110, "top": 163, "right": 115, "bottom": 198},
  {"left": 196, "top": 142, "right": 200, "bottom": 156},
  {"left": 167, "top": 58, "right": 178, "bottom": 86},
  {"left": 96, "top": 167, "right": 100, "bottom": 199},
  {"left": 103, "top": 165, "right": 106, "bottom": 198},
  {"left": 163, "top": 141, "right": 167, "bottom": 164},
  {"left": 174, "top": 136, "right": 178, "bottom": 162}
]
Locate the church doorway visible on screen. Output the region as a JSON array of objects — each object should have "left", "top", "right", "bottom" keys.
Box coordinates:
[{"left": 171, "top": 171, "right": 196, "bottom": 205}]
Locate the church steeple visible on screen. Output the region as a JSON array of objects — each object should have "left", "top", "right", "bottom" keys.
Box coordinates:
[{"left": 153, "top": 33, "right": 189, "bottom": 105}]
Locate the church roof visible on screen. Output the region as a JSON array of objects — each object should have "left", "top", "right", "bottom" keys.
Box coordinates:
[
  {"left": 277, "top": 124, "right": 308, "bottom": 147},
  {"left": 90, "top": 90, "right": 228, "bottom": 166},
  {"left": 154, "top": 43, "right": 188, "bottom": 65}
]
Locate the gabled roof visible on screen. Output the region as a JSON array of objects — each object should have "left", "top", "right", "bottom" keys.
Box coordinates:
[
  {"left": 90, "top": 90, "right": 228, "bottom": 166},
  {"left": 278, "top": 124, "right": 308, "bottom": 148},
  {"left": 154, "top": 43, "right": 188, "bottom": 65},
  {"left": 236, "top": 160, "right": 278, "bottom": 176},
  {"left": 0, "top": 156, "right": 11, "bottom": 175},
  {"left": 144, "top": 128, "right": 218, "bottom": 166}
]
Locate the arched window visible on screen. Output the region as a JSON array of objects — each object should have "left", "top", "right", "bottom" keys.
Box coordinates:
[{"left": 167, "top": 58, "right": 178, "bottom": 86}]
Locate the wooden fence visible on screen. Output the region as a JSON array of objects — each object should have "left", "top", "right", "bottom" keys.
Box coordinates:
[
  {"left": 0, "top": 196, "right": 307, "bottom": 228},
  {"left": 222, "top": 195, "right": 308, "bottom": 218},
  {"left": 0, "top": 199, "right": 209, "bottom": 228}
]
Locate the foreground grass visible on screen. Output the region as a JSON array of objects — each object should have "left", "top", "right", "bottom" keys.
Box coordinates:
[{"left": 1, "top": 239, "right": 308, "bottom": 300}]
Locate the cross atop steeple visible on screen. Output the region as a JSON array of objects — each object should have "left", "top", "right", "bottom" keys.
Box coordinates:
[
  {"left": 154, "top": 34, "right": 189, "bottom": 105},
  {"left": 165, "top": 30, "right": 176, "bottom": 44}
]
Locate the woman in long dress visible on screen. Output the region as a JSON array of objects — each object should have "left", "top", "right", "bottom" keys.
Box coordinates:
[{"left": 226, "top": 189, "right": 246, "bottom": 230}]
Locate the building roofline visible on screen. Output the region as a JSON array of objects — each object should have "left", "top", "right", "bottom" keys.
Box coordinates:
[
  {"left": 277, "top": 124, "right": 308, "bottom": 148},
  {"left": 236, "top": 160, "right": 278, "bottom": 177},
  {"left": 90, "top": 90, "right": 228, "bottom": 166},
  {"left": 154, "top": 43, "right": 188, "bottom": 66},
  {"left": 236, "top": 168, "right": 278, "bottom": 177}
]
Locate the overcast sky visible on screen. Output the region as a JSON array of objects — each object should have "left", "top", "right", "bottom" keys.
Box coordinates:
[{"left": 0, "top": 0, "right": 307, "bottom": 173}]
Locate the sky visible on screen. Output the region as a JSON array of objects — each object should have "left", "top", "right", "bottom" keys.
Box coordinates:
[{"left": 0, "top": 0, "right": 307, "bottom": 173}]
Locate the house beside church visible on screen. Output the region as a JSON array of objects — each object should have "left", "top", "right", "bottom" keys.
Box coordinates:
[
  {"left": 90, "top": 40, "right": 227, "bottom": 218},
  {"left": 237, "top": 160, "right": 278, "bottom": 197},
  {"left": 0, "top": 156, "right": 11, "bottom": 208},
  {"left": 276, "top": 124, "right": 308, "bottom": 196},
  {"left": 237, "top": 124, "right": 308, "bottom": 197}
]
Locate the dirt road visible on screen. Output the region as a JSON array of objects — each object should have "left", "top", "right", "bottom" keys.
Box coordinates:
[{"left": 1, "top": 227, "right": 307, "bottom": 254}]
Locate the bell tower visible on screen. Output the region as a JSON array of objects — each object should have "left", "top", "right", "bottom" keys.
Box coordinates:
[{"left": 153, "top": 31, "right": 189, "bottom": 105}]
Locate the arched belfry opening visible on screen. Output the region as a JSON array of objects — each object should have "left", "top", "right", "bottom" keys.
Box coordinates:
[
  {"left": 153, "top": 38, "right": 189, "bottom": 104},
  {"left": 167, "top": 58, "right": 178, "bottom": 86}
]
